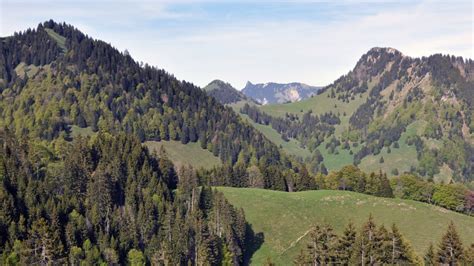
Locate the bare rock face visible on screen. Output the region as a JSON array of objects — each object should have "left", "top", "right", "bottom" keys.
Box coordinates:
[{"left": 242, "top": 81, "right": 322, "bottom": 105}]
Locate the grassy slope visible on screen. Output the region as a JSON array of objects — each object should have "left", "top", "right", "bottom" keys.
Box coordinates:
[
  {"left": 358, "top": 121, "right": 420, "bottom": 175},
  {"left": 260, "top": 89, "right": 368, "bottom": 138},
  {"left": 229, "top": 101, "right": 311, "bottom": 158},
  {"left": 218, "top": 187, "right": 474, "bottom": 265},
  {"left": 45, "top": 28, "right": 66, "bottom": 51},
  {"left": 144, "top": 141, "right": 221, "bottom": 170},
  {"left": 252, "top": 90, "right": 439, "bottom": 177}
]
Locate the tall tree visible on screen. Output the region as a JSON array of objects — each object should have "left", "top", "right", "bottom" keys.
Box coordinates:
[
  {"left": 335, "top": 221, "right": 357, "bottom": 264},
  {"left": 388, "top": 224, "right": 418, "bottom": 264},
  {"left": 437, "top": 222, "right": 464, "bottom": 265},
  {"left": 351, "top": 215, "right": 378, "bottom": 265},
  {"left": 306, "top": 223, "right": 337, "bottom": 265},
  {"left": 424, "top": 243, "right": 436, "bottom": 265}
]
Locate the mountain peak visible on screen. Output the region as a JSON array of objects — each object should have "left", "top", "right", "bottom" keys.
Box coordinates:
[
  {"left": 204, "top": 79, "right": 253, "bottom": 104},
  {"left": 242, "top": 82, "right": 321, "bottom": 104},
  {"left": 368, "top": 47, "right": 402, "bottom": 55}
]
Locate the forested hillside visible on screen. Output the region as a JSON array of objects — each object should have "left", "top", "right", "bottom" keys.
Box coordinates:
[
  {"left": 249, "top": 48, "right": 474, "bottom": 182},
  {"left": 0, "top": 130, "right": 253, "bottom": 264},
  {"left": 0, "top": 20, "right": 310, "bottom": 191},
  {"left": 1, "top": 20, "right": 473, "bottom": 265},
  {"left": 204, "top": 80, "right": 255, "bottom": 105}
]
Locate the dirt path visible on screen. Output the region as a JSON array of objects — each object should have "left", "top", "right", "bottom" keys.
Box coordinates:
[{"left": 279, "top": 228, "right": 312, "bottom": 255}]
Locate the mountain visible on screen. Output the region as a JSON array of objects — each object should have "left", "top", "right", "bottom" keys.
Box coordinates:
[
  {"left": 242, "top": 81, "right": 322, "bottom": 104},
  {"left": 245, "top": 47, "right": 474, "bottom": 182},
  {"left": 203, "top": 79, "right": 256, "bottom": 105},
  {"left": 0, "top": 20, "right": 305, "bottom": 191},
  {"left": 1, "top": 21, "right": 473, "bottom": 265},
  {"left": 0, "top": 20, "right": 301, "bottom": 265}
]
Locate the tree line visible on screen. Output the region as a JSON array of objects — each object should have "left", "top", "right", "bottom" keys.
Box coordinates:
[
  {"left": 0, "top": 130, "right": 258, "bottom": 265},
  {"left": 312, "top": 166, "right": 474, "bottom": 216},
  {"left": 294, "top": 217, "right": 474, "bottom": 265}
]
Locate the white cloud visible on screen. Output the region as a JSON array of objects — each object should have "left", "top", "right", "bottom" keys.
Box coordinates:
[{"left": 1, "top": 0, "right": 472, "bottom": 89}]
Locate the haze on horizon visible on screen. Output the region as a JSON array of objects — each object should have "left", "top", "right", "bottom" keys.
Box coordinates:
[{"left": 1, "top": 0, "right": 472, "bottom": 89}]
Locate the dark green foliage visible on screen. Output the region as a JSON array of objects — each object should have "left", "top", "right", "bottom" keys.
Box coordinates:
[
  {"left": 241, "top": 104, "right": 338, "bottom": 152},
  {"left": 296, "top": 217, "right": 418, "bottom": 265},
  {"left": 0, "top": 131, "right": 250, "bottom": 264},
  {"left": 424, "top": 243, "right": 436, "bottom": 265},
  {"left": 0, "top": 21, "right": 298, "bottom": 191},
  {"left": 204, "top": 79, "right": 253, "bottom": 105},
  {"left": 335, "top": 221, "right": 357, "bottom": 264},
  {"left": 306, "top": 224, "right": 337, "bottom": 264},
  {"left": 436, "top": 222, "right": 464, "bottom": 264}
]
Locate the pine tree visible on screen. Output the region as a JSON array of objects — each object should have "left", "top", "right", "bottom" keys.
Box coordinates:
[
  {"left": 374, "top": 225, "right": 391, "bottom": 264},
  {"left": 306, "top": 223, "right": 337, "bottom": 265},
  {"left": 351, "top": 215, "right": 378, "bottom": 265},
  {"left": 437, "top": 222, "right": 464, "bottom": 264},
  {"left": 21, "top": 218, "right": 63, "bottom": 265},
  {"left": 335, "top": 221, "right": 357, "bottom": 264},
  {"left": 424, "top": 243, "right": 436, "bottom": 265},
  {"left": 388, "top": 224, "right": 417, "bottom": 264},
  {"left": 296, "top": 165, "right": 315, "bottom": 191}
]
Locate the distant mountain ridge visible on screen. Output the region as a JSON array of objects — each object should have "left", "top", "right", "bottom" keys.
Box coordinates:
[
  {"left": 252, "top": 47, "right": 474, "bottom": 182},
  {"left": 203, "top": 79, "right": 256, "bottom": 105},
  {"left": 242, "top": 81, "right": 322, "bottom": 104}
]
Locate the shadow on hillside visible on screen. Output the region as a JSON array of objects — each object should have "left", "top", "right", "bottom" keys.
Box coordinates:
[{"left": 243, "top": 223, "right": 264, "bottom": 265}]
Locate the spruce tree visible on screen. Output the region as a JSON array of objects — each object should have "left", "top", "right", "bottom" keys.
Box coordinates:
[
  {"left": 437, "top": 222, "right": 464, "bottom": 264},
  {"left": 424, "top": 243, "right": 436, "bottom": 265},
  {"left": 351, "top": 215, "right": 378, "bottom": 265},
  {"left": 307, "top": 223, "right": 337, "bottom": 265},
  {"left": 335, "top": 221, "right": 357, "bottom": 264},
  {"left": 388, "top": 224, "right": 417, "bottom": 264}
]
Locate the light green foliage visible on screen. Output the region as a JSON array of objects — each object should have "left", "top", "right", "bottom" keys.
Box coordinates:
[
  {"left": 432, "top": 184, "right": 468, "bottom": 211},
  {"left": 217, "top": 187, "right": 474, "bottom": 265},
  {"left": 127, "top": 249, "right": 145, "bottom": 266},
  {"left": 359, "top": 121, "right": 420, "bottom": 176}
]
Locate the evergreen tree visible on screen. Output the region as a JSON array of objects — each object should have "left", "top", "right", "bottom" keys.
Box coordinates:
[
  {"left": 424, "top": 243, "right": 436, "bottom": 265},
  {"left": 335, "top": 221, "right": 357, "bottom": 264},
  {"left": 306, "top": 223, "right": 337, "bottom": 265},
  {"left": 437, "top": 222, "right": 464, "bottom": 264},
  {"left": 22, "top": 218, "right": 64, "bottom": 264},
  {"left": 388, "top": 224, "right": 417, "bottom": 264},
  {"left": 351, "top": 215, "right": 378, "bottom": 265}
]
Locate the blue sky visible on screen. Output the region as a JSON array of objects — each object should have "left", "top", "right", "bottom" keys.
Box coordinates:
[{"left": 1, "top": 0, "right": 472, "bottom": 89}]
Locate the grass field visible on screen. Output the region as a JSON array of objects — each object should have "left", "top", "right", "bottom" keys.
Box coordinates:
[
  {"left": 238, "top": 113, "right": 311, "bottom": 158},
  {"left": 144, "top": 141, "right": 222, "bottom": 169},
  {"left": 259, "top": 89, "right": 369, "bottom": 143},
  {"left": 45, "top": 28, "right": 67, "bottom": 51},
  {"left": 218, "top": 187, "right": 474, "bottom": 265},
  {"left": 358, "top": 121, "right": 420, "bottom": 175}
]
